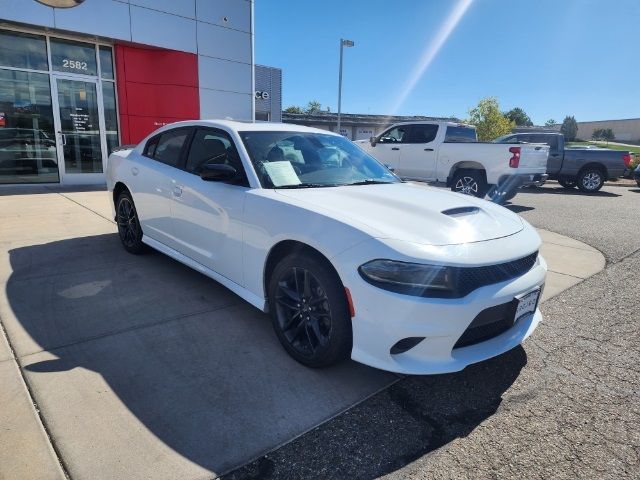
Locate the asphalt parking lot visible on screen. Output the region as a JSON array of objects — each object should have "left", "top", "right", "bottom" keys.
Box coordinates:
[
  {"left": 0, "top": 181, "right": 638, "bottom": 479},
  {"left": 227, "top": 182, "right": 640, "bottom": 480}
]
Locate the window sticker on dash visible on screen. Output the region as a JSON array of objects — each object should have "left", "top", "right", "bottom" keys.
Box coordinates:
[{"left": 263, "top": 161, "right": 301, "bottom": 186}]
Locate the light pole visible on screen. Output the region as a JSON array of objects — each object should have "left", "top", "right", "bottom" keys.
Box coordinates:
[{"left": 337, "top": 38, "right": 354, "bottom": 136}]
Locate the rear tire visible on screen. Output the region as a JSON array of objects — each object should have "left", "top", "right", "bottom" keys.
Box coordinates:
[
  {"left": 577, "top": 168, "right": 605, "bottom": 193},
  {"left": 268, "top": 252, "right": 352, "bottom": 368},
  {"left": 558, "top": 178, "right": 576, "bottom": 189},
  {"left": 116, "top": 191, "right": 145, "bottom": 254},
  {"left": 450, "top": 169, "right": 488, "bottom": 198}
]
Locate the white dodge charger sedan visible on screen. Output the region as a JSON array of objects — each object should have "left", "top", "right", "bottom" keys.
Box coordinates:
[{"left": 107, "top": 120, "right": 546, "bottom": 374}]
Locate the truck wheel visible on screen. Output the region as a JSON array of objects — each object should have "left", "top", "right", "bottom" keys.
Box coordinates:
[
  {"left": 577, "top": 168, "right": 605, "bottom": 193},
  {"left": 451, "top": 170, "right": 487, "bottom": 198},
  {"left": 558, "top": 179, "right": 576, "bottom": 189}
]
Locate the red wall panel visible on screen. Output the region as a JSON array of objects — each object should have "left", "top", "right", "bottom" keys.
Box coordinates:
[{"left": 114, "top": 44, "right": 199, "bottom": 144}]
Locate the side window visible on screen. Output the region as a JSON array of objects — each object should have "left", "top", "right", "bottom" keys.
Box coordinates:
[
  {"left": 444, "top": 126, "right": 477, "bottom": 143},
  {"left": 407, "top": 124, "right": 438, "bottom": 144},
  {"left": 144, "top": 136, "right": 159, "bottom": 158},
  {"left": 150, "top": 129, "right": 190, "bottom": 167},
  {"left": 186, "top": 128, "right": 248, "bottom": 185},
  {"left": 378, "top": 126, "right": 409, "bottom": 144}
]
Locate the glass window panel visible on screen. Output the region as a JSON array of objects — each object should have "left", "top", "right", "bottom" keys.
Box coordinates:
[
  {"left": 0, "top": 69, "right": 59, "bottom": 183},
  {"left": 102, "top": 81, "right": 119, "bottom": 154},
  {"left": 50, "top": 38, "right": 97, "bottom": 76},
  {"left": 99, "top": 46, "right": 114, "bottom": 79},
  {"left": 56, "top": 79, "right": 102, "bottom": 173},
  {"left": 0, "top": 30, "right": 48, "bottom": 71}
]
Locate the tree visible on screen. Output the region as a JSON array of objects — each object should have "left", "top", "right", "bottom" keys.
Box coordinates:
[
  {"left": 591, "top": 128, "right": 604, "bottom": 141},
  {"left": 504, "top": 107, "right": 533, "bottom": 127},
  {"left": 283, "top": 105, "right": 303, "bottom": 114},
  {"left": 467, "top": 97, "right": 515, "bottom": 141},
  {"left": 603, "top": 128, "right": 615, "bottom": 142},
  {"left": 544, "top": 119, "right": 557, "bottom": 127},
  {"left": 560, "top": 116, "right": 578, "bottom": 141},
  {"left": 306, "top": 100, "right": 322, "bottom": 114}
]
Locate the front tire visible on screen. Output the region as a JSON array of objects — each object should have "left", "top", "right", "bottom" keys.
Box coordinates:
[
  {"left": 577, "top": 168, "right": 605, "bottom": 193},
  {"left": 116, "top": 191, "right": 145, "bottom": 254},
  {"left": 558, "top": 178, "right": 576, "bottom": 189},
  {"left": 451, "top": 169, "right": 487, "bottom": 198},
  {"left": 268, "top": 252, "right": 352, "bottom": 368}
]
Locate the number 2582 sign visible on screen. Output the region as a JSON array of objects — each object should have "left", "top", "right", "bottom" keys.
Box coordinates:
[{"left": 62, "top": 59, "right": 88, "bottom": 71}]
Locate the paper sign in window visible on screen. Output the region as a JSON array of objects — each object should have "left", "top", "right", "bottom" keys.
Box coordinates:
[{"left": 263, "top": 161, "right": 301, "bottom": 186}]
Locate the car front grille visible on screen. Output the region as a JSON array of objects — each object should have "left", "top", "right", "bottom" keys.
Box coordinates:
[
  {"left": 455, "top": 251, "right": 539, "bottom": 297},
  {"left": 453, "top": 300, "right": 517, "bottom": 349}
]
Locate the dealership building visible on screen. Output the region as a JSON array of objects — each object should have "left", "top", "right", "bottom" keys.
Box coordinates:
[{"left": 0, "top": 0, "right": 258, "bottom": 185}]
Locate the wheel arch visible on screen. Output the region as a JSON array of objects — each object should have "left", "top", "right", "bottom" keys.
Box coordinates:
[
  {"left": 112, "top": 181, "right": 131, "bottom": 208},
  {"left": 578, "top": 162, "right": 608, "bottom": 180},
  {"left": 263, "top": 240, "right": 345, "bottom": 304},
  {"left": 447, "top": 161, "right": 486, "bottom": 186}
]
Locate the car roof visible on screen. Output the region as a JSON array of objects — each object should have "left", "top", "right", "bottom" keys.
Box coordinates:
[
  {"left": 389, "top": 121, "right": 473, "bottom": 128},
  {"left": 160, "top": 119, "right": 341, "bottom": 136}
]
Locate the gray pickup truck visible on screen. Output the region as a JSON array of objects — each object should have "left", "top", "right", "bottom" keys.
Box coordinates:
[{"left": 495, "top": 132, "right": 632, "bottom": 192}]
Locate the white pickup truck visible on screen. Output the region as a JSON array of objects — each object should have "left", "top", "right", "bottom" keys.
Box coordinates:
[{"left": 356, "top": 121, "right": 549, "bottom": 202}]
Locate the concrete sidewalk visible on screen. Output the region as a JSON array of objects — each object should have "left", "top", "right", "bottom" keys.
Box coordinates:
[{"left": 0, "top": 187, "right": 605, "bottom": 480}]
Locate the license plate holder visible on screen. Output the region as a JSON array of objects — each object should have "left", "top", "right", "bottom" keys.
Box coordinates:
[{"left": 514, "top": 287, "right": 541, "bottom": 322}]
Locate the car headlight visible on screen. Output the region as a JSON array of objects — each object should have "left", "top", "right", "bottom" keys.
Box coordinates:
[{"left": 358, "top": 259, "right": 456, "bottom": 297}]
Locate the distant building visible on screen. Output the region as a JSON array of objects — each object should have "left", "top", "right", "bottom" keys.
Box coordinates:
[
  {"left": 519, "top": 119, "right": 640, "bottom": 143},
  {"left": 255, "top": 65, "right": 282, "bottom": 123},
  {"left": 282, "top": 112, "right": 459, "bottom": 140},
  {"left": 574, "top": 118, "right": 640, "bottom": 143}
]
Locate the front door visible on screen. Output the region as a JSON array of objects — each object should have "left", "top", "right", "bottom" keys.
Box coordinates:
[
  {"left": 370, "top": 125, "right": 410, "bottom": 172},
  {"left": 397, "top": 123, "right": 439, "bottom": 180},
  {"left": 52, "top": 77, "right": 106, "bottom": 184}
]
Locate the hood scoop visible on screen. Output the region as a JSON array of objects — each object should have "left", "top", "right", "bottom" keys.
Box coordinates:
[{"left": 441, "top": 206, "right": 480, "bottom": 217}]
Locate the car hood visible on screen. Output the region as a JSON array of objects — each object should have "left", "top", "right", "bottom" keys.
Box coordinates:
[{"left": 275, "top": 182, "right": 524, "bottom": 246}]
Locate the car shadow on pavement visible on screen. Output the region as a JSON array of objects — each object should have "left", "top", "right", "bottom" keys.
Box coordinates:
[
  {"left": 225, "top": 346, "right": 527, "bottom": 480},
  {"left": 523, "top": 186, "right": 621, "bottom": 197},
  {"left": 504, "top": 204, "right": 535, "bottom": 213},
  {"left": 4, "top": 234, "right": 399, "bottom": 477}
]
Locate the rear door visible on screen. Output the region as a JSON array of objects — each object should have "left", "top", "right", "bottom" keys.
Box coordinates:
[
  {"left": 131, "top": 127, "right": 191, "bottom": 249},
  {"left": 369, "top": 125, "right": 409, "bottom": 172},
  {"left": 396, "top": 123, "right": 439, "bottom": 180}
]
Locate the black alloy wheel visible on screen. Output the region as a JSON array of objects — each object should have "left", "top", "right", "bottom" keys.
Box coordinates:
[
  {"left": 116, "top": 191, "right": 145, "bottom": 254},
  {"left": 268, "top": 253, "right": 352, "bottom": 367}
]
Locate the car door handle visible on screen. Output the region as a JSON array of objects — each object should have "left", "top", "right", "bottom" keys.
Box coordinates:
[
  {"left": 551, "top": 154, "right": 560, "bottom": 157},
  {"left": 391, "top": 147, "right": 400, "bottom": 151},
  {"left": 173, "top": 185, "right": 183, "bottom": 197},
  {"left": 424, "top": 148, "right": 434, "bottom": 151},
  {"left": 131, "top": 167, "right": 139, "bottom": 176}
]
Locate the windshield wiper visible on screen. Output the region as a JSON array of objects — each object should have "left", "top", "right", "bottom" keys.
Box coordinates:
[
  {"left": 276, "top": 183, "right": 341, "bottom": 189},
  {"left": 346, "top": 179, "right": 395, "bottom": 186}
]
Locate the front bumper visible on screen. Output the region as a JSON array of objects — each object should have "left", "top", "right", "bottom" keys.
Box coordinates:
[{"left": 342, "top": 254, "right": 547, "bottom": 375}]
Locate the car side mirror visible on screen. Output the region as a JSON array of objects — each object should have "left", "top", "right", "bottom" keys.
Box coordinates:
[
  {"left": 200, "top": 163, "right": 237, "bottom": 182},
  {"left": 370, "top": 136, "right": 377, "bottom": 147}
]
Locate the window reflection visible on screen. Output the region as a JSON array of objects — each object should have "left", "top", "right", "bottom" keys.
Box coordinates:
[
  {"left": 0, "top": 69, "right": 59, "bottom": 184},
  {"left": 0, "top": 30, "right": 48, "bottom": 71},
  {"left": 57, "top": 79, "right": 102, "bottom": 173},
  {"left": 50, "top": 38, "right": 97, "bottom": 76},
  {"left": 99, "top": 46, "right": 114, "bottom": 80},
  {"left": 102, "top": 81, "right": 119, "bottom": 154}
]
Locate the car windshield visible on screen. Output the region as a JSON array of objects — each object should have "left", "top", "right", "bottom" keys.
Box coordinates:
[{"left": 239, "top": 131, "right": 399, "bottom": 188}]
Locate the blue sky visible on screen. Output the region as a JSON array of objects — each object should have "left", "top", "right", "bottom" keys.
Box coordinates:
[{"left": 254, "top": 0, "right": 640, "bottom": 124}]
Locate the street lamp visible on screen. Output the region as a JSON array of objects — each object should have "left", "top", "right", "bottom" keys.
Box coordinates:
[{"left": 337, "top": 38, "right": 355, "bottom": 136}]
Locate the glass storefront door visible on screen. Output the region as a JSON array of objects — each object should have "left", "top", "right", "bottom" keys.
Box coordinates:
[
  {"left": 0, "top": 29, "right": 118, "bottom": 185},
  {"left": 53, "top": 77, "right": 105, "bottom": 181}
]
